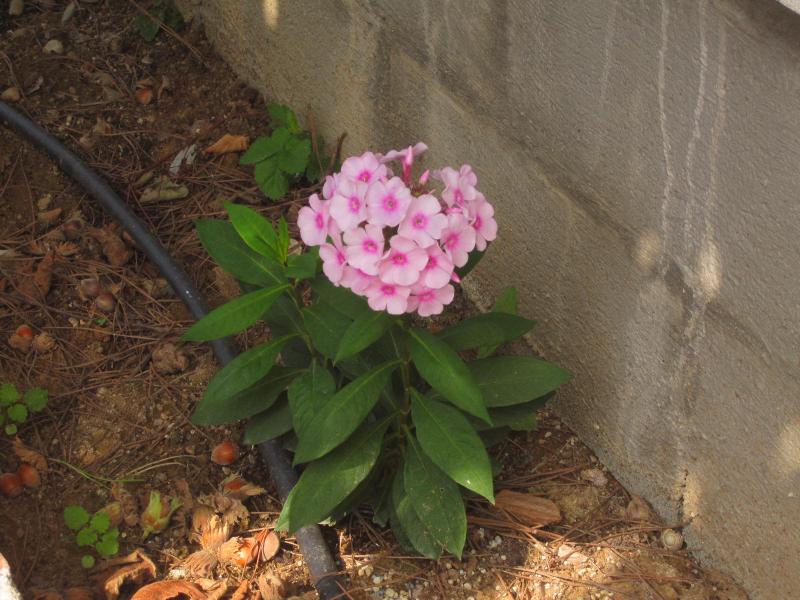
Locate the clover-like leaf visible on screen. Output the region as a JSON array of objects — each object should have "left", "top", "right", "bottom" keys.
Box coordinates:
[
  {"left": 23, "top": 388, "right": 49, "bottom": 412},
  {"left": 64, "top": 505, "right": 91, "bottom": 531}
]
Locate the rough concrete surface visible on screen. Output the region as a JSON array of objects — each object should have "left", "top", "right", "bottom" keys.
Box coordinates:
[{"left": 177, "top": 0, "right": 800, "bottom": 596}]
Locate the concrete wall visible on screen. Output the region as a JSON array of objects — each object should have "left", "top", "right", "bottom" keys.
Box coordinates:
[{"left": 178, "top": 1, "right": 800, "bottom": 596}]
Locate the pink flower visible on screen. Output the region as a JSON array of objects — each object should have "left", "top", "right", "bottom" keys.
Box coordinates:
[
  {"left": 420, "top": 245, "right": 454, "bottom": 289},
  {"left": 322, "top": 174, "right": 338, "bottom": 200},
  {"left": 440, "top": 213, "right": 476, "bottom": 268},
  {"left": 319, "top": 233, "right": 346, "bottom": 285},
  {"left": 344, "top": 224, "right": 385, "bottom": 275},
  {"left": 340, "top": 267, "right": 374, "bottom": 295},
  {"left": 366, "top": 177, "right": 412, "bottom": 227},
  {"left": 379, "top": 142, "right": 428, "bottom": 164},
  {"left": 365, "top": 280, "right": 410, "bottom": 314},
  {"left": 471, "top": 194, "right": 497, "bottom": 251},
  {"left": 297, "top": 194, "right": 329, "bottom": 246},
  {"left": 439, "top": 165, "right": 478, "bottom": 209},
  {"left": 341, "top": 151, "right": 387, "bottom": 184},
  {"left": 378, "top": 235, "right": 428, "bottom": 286},
  {"left": 329, "top": 178, "right": 368, "bottom": 230},
  {"left": 407, "top": 284, "right": 455, "bottom": 317},
  {"left": 398, "top": 194, "right": 447, "bottom": 247}
]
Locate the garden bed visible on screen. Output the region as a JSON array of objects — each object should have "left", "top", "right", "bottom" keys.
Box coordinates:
[{"left": 0, "top": 2, "right": 748, "bottom": 599}]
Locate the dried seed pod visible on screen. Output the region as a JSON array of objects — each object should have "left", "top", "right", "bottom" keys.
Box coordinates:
[
  {"left": 8, "top": 326, "right": 34, "bottom": 352},
  {"left": 198, "top": 516, "right": 230, "bottom": 551},
  {"left": 217, "top": 536, "right": 255, "bottom": 568},
  {"left": 625, "top": 494, "right": 652, "bottom": 521},
  {"left": 98, "top": 501, "right": 123, "bottom": 527},
  {"left": 661, "top": 529, "right": 684, "bottom": 550},
  {"left": 0, "top": 473, "right": 23, "bottom": 497},
  {"left": 78, "top": 278, "right": 101, "bottom": 300},
  {"left": 191, "top": 504, "right": 215, "bottom": 533},
  {"left": 16, "top": 464, "right": 40, "bottom": 488},
  {"left": 62, "top": 217, "right": 85, "bottom": 240},
  {"left": 95, "top": 292, "right": 116, "bottom": 313},
  {"left": 32, "top": 332, "right": 56, "bottom": 353},
  {"left": 211, "top": 441, "right": 238, "bottom": 466}
]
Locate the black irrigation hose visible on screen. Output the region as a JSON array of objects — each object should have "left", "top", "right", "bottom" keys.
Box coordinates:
[{"left": 0, "top": 101, "right": 343, "bottom": 599}]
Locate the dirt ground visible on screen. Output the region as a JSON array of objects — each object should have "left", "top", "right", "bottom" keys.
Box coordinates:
[{"left": 0, "top": 2, "right": 750, "bottom": 599}]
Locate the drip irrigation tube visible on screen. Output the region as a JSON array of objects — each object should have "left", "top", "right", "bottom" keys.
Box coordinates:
[{"left": 0, "top": 101, "right": 343, "bottom": 599}]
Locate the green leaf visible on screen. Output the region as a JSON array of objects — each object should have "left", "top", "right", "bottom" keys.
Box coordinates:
[
  {"left": 183, "top": 284, "right": 290, "bottom": 342},
  {"left": 437, "top": 313, "right": 535, "bottom": 352},
  {"left": 404, "top": 435, "right": 466, "bottom": 558},
  {"left": 407, "top": 328, "right": 489, "bottom": 423},
  {"left": 456, "top": 249, "right": 485, "bottom": 278},
  {"left": 286, "top": 251, "right": 318, "bottom": 281},
  {"left": 225, "top": 203, "right": 281, "bottom": 262},
  {"left": 4, "top": 424, "right": 16, "bottom": 435},
  {"left": 469, "top": 356, "right": 572, "bottom": 407},
  {"left": 239, "top": 128, "right": 291, "bottom": 164},
  {"left": 76, "top": 527, "right": 98, "bottom": 547},
  {"left": 278, "top": 137, "right": 312, "bottom": 174},
  {"left": 23, "top": 388, "right": 48, "bottom": 412},
  {"left": 293, "top": 360, "right": 400, "bottom": 464},
  {"left": 267, "top": 104, "right": 301, "bottom": 134},
  {"left": 411, "top": 391, "right": 494, "bottom": 502},
  {"left": 264, "top": 294, "right": 306, "bottom": 335},
  {"left": 81, "top": 555, "right": 95, "bottom": 569},
  {"left": 486, "top": 400, "right": 543, "bottom": 431},
  {"left": 0, "top": 383, "right": 20, "bottom": 407},
  {"left": 90, "top": 512, "right": 110, "bottom": 534},
  {"left": 302, "top": 301, "right": 351, "bottom": 360},
  {"left": 95, "top": 531, "right": 119, "bottom": 558},
  {"left": 194, "top": 366, "right": 301, "bottom": 426},
  {"left": 335, "top": 311, "right": 394, "bottom": 363},
  {"left": 243, "top": 398, "right": 293, "bottom": 444},
  {"left": 277, "top": 217, "right": 290, "bottom": 262},
  {"left": 196, "top": 220, "right": 285, "bottom": 287},
  {"left": 255, "top": 159, "right": 290, "bottom": 200},
  {"left": 288, "top": 361, "right": 335, "bottom": 440},
  {"left": 278, "top": 418, "right": 389, "bottom": 532},
  {"left": 478, "top": 287, "right": 518, "bottom": 358},
  {"left": 390, "top": 469, "right": 442, "bottom": 559},
  {"left": 7, "top": 404, "right": 27, "bottom": 423},
  {"left": 310, "top": 276, "right": 370, "bottom": 319},
  {"left": 192, "top": 335, "right": 295, "bottom": 424},
  {"left": 64, "top": 505, "right": 90, "bottom": 531},
  {"left": 134, "top": 11, "right": 161, "bottom": 42}
]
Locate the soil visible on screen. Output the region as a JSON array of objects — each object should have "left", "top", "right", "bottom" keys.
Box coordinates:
[{"left": 0, "top": 2, "right": 749, "bottom": 599}]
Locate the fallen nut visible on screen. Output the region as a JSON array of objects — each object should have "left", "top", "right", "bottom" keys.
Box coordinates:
[{"left": 661, "top": 528, "right": 684, "bottom": 550}]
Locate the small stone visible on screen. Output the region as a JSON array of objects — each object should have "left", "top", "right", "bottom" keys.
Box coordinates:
[
  {"left": 1, "top": 87, "right": 20, "bottom": 102},
  {"left": 61, "top": 0, "right": 76, "bottom": 24},
  {"left": 9, "top": 0, "right": 24, "bottom": 16},
  {"left": 43, "top": 39, "right": 64, "bottom": 54}
]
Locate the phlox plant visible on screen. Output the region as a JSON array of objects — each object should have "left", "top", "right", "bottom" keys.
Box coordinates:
[{"left": 186, "top": 144, "right": 571, "bottom": 559}]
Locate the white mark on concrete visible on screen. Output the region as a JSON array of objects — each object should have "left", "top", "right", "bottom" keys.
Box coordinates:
[{"left": 657, "top": 0, "right": 675, "bottom": 266}]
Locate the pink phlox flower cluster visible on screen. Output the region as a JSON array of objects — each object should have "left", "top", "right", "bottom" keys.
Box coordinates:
[{"left": 298, "top": 144, "right": 497, "bottom": 316}]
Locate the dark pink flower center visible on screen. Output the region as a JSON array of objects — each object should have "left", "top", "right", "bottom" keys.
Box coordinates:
[
  {"left": 358, "top": 170, "right": 371, "bottom": 182},
  {"left": 381, "top": 284, "right": 396, "bottom": 297},
  {"left": 445, "top": 234, "right": 458, "bottom": 249},
  {"left": 337, "top": 251, "right": 345, "bottom": 265},
  {"left": 364, "top": 240, "right": 378, "bottom": 253},
  {"left": 474, "top": 216, "right": 482, "bottom": 229},
  {"left": 315, "top": 213, "right": 325, "bottom": 228},
  {"left": 419, "top": 290, "right": 434, "bottom": 302},
  {"left": 424, "top": 256, "right": 437, "bottom": 271},
  {"left": 383, "top": 195, "right": 397, "bottom": 211},
  {"left": 391, "top": 252, "right": 408, "bottom": 266},
  {"left": 454, "top": 189, "right": 464, "bottom": 206},
  {"left": 348, "top": 196, "right": 361, "bottom": 212},
  {"left": 412, "top": 213, "right": 427, "bottom": 229}
]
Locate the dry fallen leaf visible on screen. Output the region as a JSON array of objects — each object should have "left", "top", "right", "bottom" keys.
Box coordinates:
[
  {"left": 230, "top": 580, "right": 249, "bottom": 600},
  {"left": 140, "top": 176, "right": 189, "bottom": 203},
  {"left": 94, "top": 550, "right": 157, "bottom": 600},
  {"left": 87, "top": 227, "right": 131, "bottom": 267},
  {"left": 12, "top": 437, "right": 48, "bottom": 472},
  {"left": 130, "top": 581, "right": 205, "bottom": 600},
  {"left": 256, "top": 574, "right": 287, "bottom": 600},
  {"left": 195, "top": 578, "right": 227, "bottom": 600},
  {"left": 204, "top": 134, "right": 249, "bottom": 155},
  {"left": 18, "top": 252, "right": 55, "bottom": 300},
  {"left": 495, "top": 490, "right": 561, "bottom": 526}
]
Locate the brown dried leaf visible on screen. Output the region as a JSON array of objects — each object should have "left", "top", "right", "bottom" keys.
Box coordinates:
[
  {"left": 140, "top": 176, "right": 189, "bottom": 203},
  {"left": 87, "top": 227, "right": 131, "bottom": 267},
  {"left": 195, "top": 579, "right": 228, "bottom": 600},
  {"left": 19, "top": 252, "right": 55, "bottom": 300},
  {"left": 32, "top": 332, "right": 56, "bottom": 353},
  {"left": 205, "top": 134, "right": 249, "bottom": 155},
  {"left": 230, "top": 580, "right": 249, "bottom": 600},
  {"left": 63, "top": 587, "right": 93, "bottom": 600},
  {"left": 256, "top": 574, "right": 287, "bottom": 600},
  {"left": 130, "top": 581, "right": 205, "bottom": 600},
  {"left": 495, "top": 490, "right": 561, "bottom": 526},
  {"left": 12, "top": 437, "right": 48, "bottom": 472},
  {"left": 220, "top": 474, "right": 266, "bottom": 500},
  {"left": 95, "top": 550, "right": 157, "bottom": 600},
  {"left": 111, "top": 483, "right": 139, "bottom": 527}
]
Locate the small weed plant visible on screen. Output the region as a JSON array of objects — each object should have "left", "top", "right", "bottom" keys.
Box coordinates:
[
  {"left": 187, "top": 143, "right": 571, "bottom": 558},
  {"left": 134, "top": 0, "right": 183, "bottom": 42},
  {"left": 240, "top": 104, "right": 333, "bottom": 200},
  {"left": 64, "top": 505, "right": 121, "bottom": 568},
  {"left": 0, "top": 384, "right": 48, "bottom": 436}
]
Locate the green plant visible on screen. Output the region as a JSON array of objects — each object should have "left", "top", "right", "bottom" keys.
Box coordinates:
[
  {"left": 134, "top": 0, "right": 184, "bottom": 42},
  {"left": 240, "top": 104, "right": 333, "bottom": 200},
  {"left": 64, "top": 505, "right": 121, "bottom": 567},
  {"left": 0, "top": 384, "right": 48, "bottom": 436},
  {"left": 185, "top": 199, "right": 571, "bottom": 559}
]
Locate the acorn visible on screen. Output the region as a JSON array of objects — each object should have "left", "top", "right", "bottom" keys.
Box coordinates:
[
  {"left": 211, "top": 441, "right": 239, "bottom": 465},
  {"left": 95, "top": 292, "right": 116, "bottom": 312},
  {"left": 17, "top": 464, "right": 40, "bottom": 488},
  {"left": 15, "top": 325, "right": 34, "bottom": 339},
  {"left": 0, "top": 473, "right": 23, "bottom": 497},
  {"left": 78, "top": 278, "right": 101, "bottom": 300},
  {"left": 661, "top": 528, "right": 684, "bottom": 550}
]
